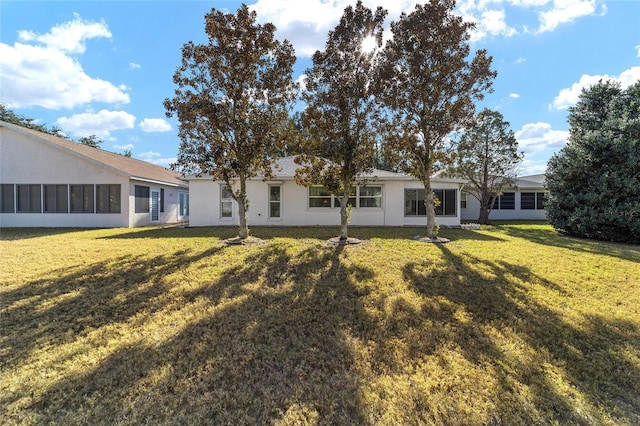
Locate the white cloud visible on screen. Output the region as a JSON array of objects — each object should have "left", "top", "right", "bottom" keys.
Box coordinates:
[
  {"left": 113, "top": 143, "right": 134, "bottom": 150},
  {"left": 0, "top": 16, "right": 129, "bottom": 109},
  {"left": 552, "top": 66, "right": 640, "bottom": 110},
  {"left": 251, "top": 0, "right": 418, "bottom": 57},
  {"left": 509, "top": 93, "right": 520, "bottom": 99},
  {"left": 55, "top": 110, "right": 136, "bottom": 139},
  {"left": 636, "top": 45, "right": 640, "bottom": 57},
  {"left": 17, "top": 13, "right": 111, "bottom": 54},
  {"left": 139, "top": 118, "right": 172, "bottom": 133},
  {"left": 138, "top": 151, "right": 176, "bottom": 167},
  {"left": 128, "top": 62, "right": 141, "bottom": 70},
  {"left": 515, "top": 122, "right": 569, "bottom": 154},
  {"left": 537, "top": 0, "right": 599, "bottom": 33}
]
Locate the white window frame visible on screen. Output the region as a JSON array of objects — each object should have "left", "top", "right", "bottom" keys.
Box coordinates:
[
  {"left": 268, "top": 185, "right": 281, "bottom": 219},
  {"left": 220, "top": 185, "right": 233, "bottom": 218},
  {"left": 308, "top": 185, "right": 383, "bottom": 209}
]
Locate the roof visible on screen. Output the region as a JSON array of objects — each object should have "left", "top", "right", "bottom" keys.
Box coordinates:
[
  {"left": 1, "top": 121, "right": 187, "bottom": 187},
  {"left": 187, "top": 156, "right": 466, "bottom": 183},
  {"left": 515, "top": 173, "right": 546, "bottom": 189}
]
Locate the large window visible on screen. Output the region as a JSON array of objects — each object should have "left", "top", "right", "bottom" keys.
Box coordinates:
[
  {"left": 70, "top": 185, "right": 94, "bottom": 213},
  {"left": 1, "top": 184, "right": 15, "bottom": 213},
  {"left": 521, "top": 192, "right": 547, "bottom": 210},
  {"left": 269, "top": 185, "right": 281, "bottom": 218},
  {"left": 405, "top": 189, "right": 457, "bottom": 216},
  {"left": 492, "top": 192, "right": 515, "bottom": 210},
  {"left": 434, "top": 189, "right": 457, "bottom": 216},
  {"left": 461, "top": 192, "right": 467, "bottom": 209},
  {"left": 308, "top": 185, "right": 382, "bottom": 209},
  {"left": 309, "top": 186, "right": 333, "bottom": 208},
  {"left": 44, "top": 184, "right": 68, "bottom": 213},
  {"left": 96, "top": 184, "right": 121, "bottom": 213},
  {"left": 221, "top": 185, "right": 233, "bottom": 218},
  {"left": 135, "top": 185, "right": 150, "bottom": 213},
  {"left": 16, "top": 184, "right": 42, "bottom": 213}
]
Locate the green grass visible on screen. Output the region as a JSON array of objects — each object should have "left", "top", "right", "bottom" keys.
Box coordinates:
[{"left": 1, "top": 224, "right": 639, "bottom": 425}]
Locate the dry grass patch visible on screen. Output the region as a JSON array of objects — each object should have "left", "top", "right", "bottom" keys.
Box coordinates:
[{"left": 1, "top": 224, "right": 639, "bottom": 424}]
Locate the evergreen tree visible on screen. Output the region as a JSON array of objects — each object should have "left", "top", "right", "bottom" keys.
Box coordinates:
[
  {"left": 546, "top": 80, "right": 640, "bottom": 243},
  {"left": 455, "top": 109, "right": 522, "bottom": 224}
]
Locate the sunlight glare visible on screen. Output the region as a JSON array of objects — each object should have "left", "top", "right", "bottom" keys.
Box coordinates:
[{"left": 361, "top": 35, "right": 377, "bottom": 54}]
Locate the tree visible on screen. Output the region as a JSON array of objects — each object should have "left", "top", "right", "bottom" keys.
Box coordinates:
[
  {"left": 78, "top": 135, "right": 103, "bottom": 148},
  {"left": 295, "top": 0, "right": 387, "bottom": 242},
  {"left": 376, "top": 0, "right": 496, "bottom": 239},
  {"left": 121, "top": 149, "right": 133, "bottom": 158},
  {"left": 546, "top": 80, "right": 640, "bottom": 243},
  {"left": 1, "top": 103, "right": 55, "bottom": 135},
  {"left": 454, "top": 108, "right": 522, "bottom": 224},
  {"left": 164, "top": 4, "right": 297, "bottom": 240}
]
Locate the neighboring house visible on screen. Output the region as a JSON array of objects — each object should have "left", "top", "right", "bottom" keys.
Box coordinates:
[
  {"left": 187, "top": 157, "right": 466, "bottom": 228},
  {"left": 0, "top": 121, "right": 189, "bottom": 228},
  {"left": 461, "top": 174, "right": 548, "bottom": 222}
]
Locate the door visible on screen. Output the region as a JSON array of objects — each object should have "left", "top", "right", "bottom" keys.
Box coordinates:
[
  {"left": 179, "top": 192, "right": 189, "bottom": 220},
  {"left": 151, "top": 190, "right": 160, "bottom": 222}
]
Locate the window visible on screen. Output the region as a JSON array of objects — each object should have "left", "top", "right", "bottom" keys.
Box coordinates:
[
  {"left": 44, "top": 184, "right": 68, "bottom": 213},
  {"left": 461, "top": 192, "right": 467, "bottom": 209},
  {"left": 160, "top": 188, "right": 165, "bottom": 213},
  {"left": 309, "top": 186, "right": 332, "bottom": 208},
  {"left": 269, "top": 185, "right": 281, "bottom": 218},
  {"left": 16, "top": 184, "right": 41, "bottom": 213},
  {"left": 309, "top": 186, "right": 382, "bottom": 209},
  {"left": 70, "top": 185, "right": 94, "bottom": 213},
  {"left": 179, "top": 192, "right": 189, "bottom": 217},
  {"left": 492, "top": 192, "right": 515, "bottom": 210},
  {"left": 434, "top": 189, "right": 457, "bottom": 216},
  {"left": 1, "top": 184, "right": 14, "bottom": 213},
  {"left": 358, "top": 186, "right": 382, "bottom": 208},
  {"left": 405, "top": 189, "right": 426, "bottom": 216},
  {"left": 221, "top": 185, "right": 233, "bottom": 218},
  {"left": 135, "top": 185, "right": 150, "bottom": 213},
  {"left": 521, "top": 192, "right": 547, "bottom": 210},
  {"left": 405, "top": 189, "right": 457, "bottom": 216},
  {"left": 96, "top": 184, "right": 121, "bottom": 213}
]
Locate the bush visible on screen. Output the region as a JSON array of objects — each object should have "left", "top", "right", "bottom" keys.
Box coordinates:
[{"left": 546, "top": 80, "right": 640, "bottom": 244}]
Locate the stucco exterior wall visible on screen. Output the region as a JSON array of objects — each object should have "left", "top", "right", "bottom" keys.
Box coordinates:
[
  {"left": 187, "top": 177, "right": 462, "bottom": 228},
  {"left": 0, "top": 126, "right": 186, "bottom": 228}
]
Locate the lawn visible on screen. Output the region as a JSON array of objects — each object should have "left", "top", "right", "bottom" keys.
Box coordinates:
[{"left": 1, "top": 224, "right": 639, "bottom": 425}]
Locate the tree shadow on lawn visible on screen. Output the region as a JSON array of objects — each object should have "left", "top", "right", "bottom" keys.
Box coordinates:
[
  {"left": 100, "top": 225, "right": 506, "bottom": 243},
  {"left": 498, "top": 224, "right": 640, "bottom": 263},
  {"left": 13, "top": 243, "right": 382, "bottom": 424},
  {"left": 0, "top": 246, "right": 225, "bottom": 399},
  {"left": 403, "top": 244, "right": 640, "bottom": 424}
]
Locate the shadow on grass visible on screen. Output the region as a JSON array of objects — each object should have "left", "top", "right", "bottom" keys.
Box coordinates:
[
  {"left": 99, "top": 225, "right": 507, "bottom": 243},
  {"left": 3, "top": 243, "right": 380, "bottom": 424},
  {"left": 0, "top": 228, "right": 89, "bottom": 241},
  {"left": 403, "top": 244, "right": 640, "bottom": 424},
  {"left": 498, "top": 224, "right": 640, "bottom": 262}
]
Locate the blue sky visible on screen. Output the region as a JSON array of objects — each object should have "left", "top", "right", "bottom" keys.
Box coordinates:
[{"left": 1, "top": 0, "right": 639, "bottom": 175}]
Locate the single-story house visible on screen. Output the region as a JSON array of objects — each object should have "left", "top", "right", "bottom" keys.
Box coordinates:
[
  {"left": 461, "top": 174, "right": 548, "bottom": 222},
  {"left": 0, "top": 120, "right": 189, "bottom": 228},
  {"left": 187, "top": 157, "right": 466, "bottom": 228}
]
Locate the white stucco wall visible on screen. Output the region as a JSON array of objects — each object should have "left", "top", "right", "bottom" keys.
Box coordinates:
[
  {"left": 187, "top": 177, "right": 462, "bottom": 228},
  {"left": 0, "top": 127, "right": 131, "bottom": 227},
  {"left": 0, "top": 126, "right": 186, "bottom": 228}
]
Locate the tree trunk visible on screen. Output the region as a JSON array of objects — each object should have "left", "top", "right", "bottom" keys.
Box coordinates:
[
  {"left": 424, "top": 178, "right": 438, "bottom": 239},
  {"left": 339, "top": 191, "right": 349, "bottom": 241},
  {"left": 237, "top": 178, "right": 249, "bottom": 239},
  {"left": 478, "top": 191, "right": 491, "bottom": 225}
]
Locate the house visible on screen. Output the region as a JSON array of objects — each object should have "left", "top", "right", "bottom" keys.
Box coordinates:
[
  {"left": 0, "top": 121, "right": 189, "bottom": 228},
  {"left": 187, "top": 157, "right": 466, "bottom": 228},
  {"left": 461, "top": 174, "right": 548, "bottom": 222}
]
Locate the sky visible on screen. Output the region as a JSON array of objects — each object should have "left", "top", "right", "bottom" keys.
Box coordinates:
[{"left": 1, "top": 0, "right": 639, "bottom": 175}]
